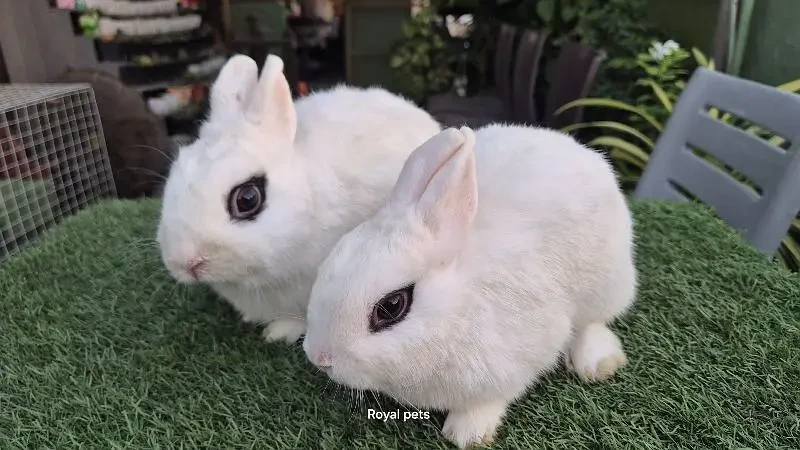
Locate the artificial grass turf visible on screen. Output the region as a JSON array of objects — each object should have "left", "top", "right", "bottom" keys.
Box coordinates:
[{"left": 0, "top": 199, "right": 798, "bottom": 450}]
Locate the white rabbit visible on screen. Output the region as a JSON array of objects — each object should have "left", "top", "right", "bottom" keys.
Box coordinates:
[
  {"left": 303, "top": 125, "right": 636, "bottom": 448},
  {"left": 157, "top": 54, "right": 441, "bottom": 344}
]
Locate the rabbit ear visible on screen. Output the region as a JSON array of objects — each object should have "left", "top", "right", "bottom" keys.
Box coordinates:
[
  {"left": 208, "top": 55, "right": 258, "bottom": 120},
  {"left": 390, "top": 127, "right": 478, "bottom": 262},
  {"left": 245, "top": 54, "right": 297, "bottom": 143},
  {"left": 389, "top": 128, "right": 467, "bottom": 206}
]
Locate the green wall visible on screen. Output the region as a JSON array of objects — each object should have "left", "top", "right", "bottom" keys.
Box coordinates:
[
  {"left": 646, "top": 0, "right": 718, "bottom": 55},
  {"left": 739, "top": 0, "right": 800, "bottom": 85},
  {"left": 646, "top": 0, "right": 800, "bottom": 86}
]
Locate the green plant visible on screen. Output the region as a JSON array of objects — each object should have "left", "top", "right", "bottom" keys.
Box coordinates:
[
  {"left": 427, "top": 0, "right": 661, "bottom": 107},
  {"left": 558, "top": 41, "right": 699, "bottom": 183},
  {"left": 727, "top": 0, "right": 755, "bottom": 76},
  {"left": 389, "top": 2, "right": 490, "bottom": 104},
  {"left": 389, "top": 7, "right": 456, "bottom": 104},
  {"left": 628, "top": 40, "right": 693, "bottom": 132},
  {"left": 528, "top": 0, "right": 664, "bottom": 105},
  {"left": 558, "top": 42, "right": 800, "bottom": 271},
  {"left": 533, "top": 0, "right": 593, "bottom": 41}
]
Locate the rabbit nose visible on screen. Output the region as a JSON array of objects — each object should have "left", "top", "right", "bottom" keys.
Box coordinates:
[
  {"left": 186, "top": 257, "right": 208, "bottom": 279},
  {"left": 312, "top": 350, "right": 333, "bottom": 369}
]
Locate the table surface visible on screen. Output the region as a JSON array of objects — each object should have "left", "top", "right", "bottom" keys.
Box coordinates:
[{"left": 0, "top": 199, "right": 797, "bottom": 449}]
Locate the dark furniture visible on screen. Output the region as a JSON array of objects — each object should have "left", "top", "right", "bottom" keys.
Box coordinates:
[
  {"left": 426, "top": 23, "right": 519, "bottom": 117},
  {"left": 431, "top": 27, "right": 548, "bottom": 129},
  {"left": 542, "top": 41, "right": 606, "bottom": 129}
]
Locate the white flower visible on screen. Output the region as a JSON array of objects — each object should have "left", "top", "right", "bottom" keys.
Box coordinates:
[
  {"left": 446, "top": 14, "right": 473, "bottom": 38},
  {"left": 649, "top": 40, "right": 681, "bottom": 62}
]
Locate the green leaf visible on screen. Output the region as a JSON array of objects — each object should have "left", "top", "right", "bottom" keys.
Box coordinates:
[
  {"left": 560, "top": 121, "right": 655, "bottom": 149},
  {"left": 742, "top": 124, "right": 783, "bottom": 147},
  {"left": 776, "top": 78, "right": 800, "bottom": 93},
  {"left": 589, "top": 136, "right": 651, "bottom": 164},
  {"left": 640, "top": 79, "right": 673, "bottom": 112},
  {"left": 769, "top": 135, "right": 787, "bottom": 147},
  {"left": 719, "top": 112, "right": 733, "bottom": 123},
  {"left": 610, "top": 148, "right": 648, "bottom": 171},
  {"left": 692, "top": 47, "right": 709, "bottom": 67},
  {"left": 556, "top": 98, "right": 664, "bottom": 132},
  {"left": 536, "top": 0, "right": 555, "bottom": 22},
  {"left": 562, "top": 6, "right": 577, "bottom": 21},
  {"left": 640, "top": 64, "right": 659, "bottom": 76},
  {"left": 780, "top": 235, "right": 800, "bottom": 269}
]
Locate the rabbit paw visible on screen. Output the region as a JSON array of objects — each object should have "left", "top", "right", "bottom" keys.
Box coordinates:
[
  {"left": 262, "top": 318, "right": 307, "bottom": 344},
  {"left": 568, "top": 323, "right": 628, "bottom": 382},
  {"left": 442, "top": 402, "right": 506, "bottom": 449}
]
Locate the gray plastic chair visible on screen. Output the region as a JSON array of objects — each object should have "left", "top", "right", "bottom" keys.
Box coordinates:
[{"left": 634, "top": 67, "right": 800, "bottom": 256}]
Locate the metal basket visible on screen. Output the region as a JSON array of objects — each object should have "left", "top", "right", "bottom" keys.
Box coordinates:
[{"left": 0, "top": 84, "right": 116, "bottom": 261}]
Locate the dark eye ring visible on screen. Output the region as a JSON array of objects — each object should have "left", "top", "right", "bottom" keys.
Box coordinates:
[
  {"left": 228, "top": 175, "right": 267, "bottom": 221},
  {"left": 370, "top": 284, "right": 414, "bottom": 332}
]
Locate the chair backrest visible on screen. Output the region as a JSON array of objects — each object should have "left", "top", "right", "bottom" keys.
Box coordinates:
[
  {"left": 634, "top": 68, "right": 800, "bottom": 256},
  {"left": 543, "top": 41, "right": 605, "bottom": 129},
  {"left": 510, "top": 28, "right": 549, "bottom": 124},
  {"left": 494, "top": 23, "right": 518, "bottom": 107}
]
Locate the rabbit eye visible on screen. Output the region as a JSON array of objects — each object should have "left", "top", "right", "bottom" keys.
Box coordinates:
[
  {"left": 370, "top": 284, "right": 414, "bottom": 332},
  {"left": 228, "top": 175, "right": 267, "bottom": 221}
]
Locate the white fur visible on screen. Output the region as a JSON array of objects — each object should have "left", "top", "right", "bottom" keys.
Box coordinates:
[
  {"left": 303, "top": 125, "right": 637, "bottom": 448},
  {"left": 156, "top": 55, "right": 441, "bottom": 342}
]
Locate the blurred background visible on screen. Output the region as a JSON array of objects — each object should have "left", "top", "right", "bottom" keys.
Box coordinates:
[
  {"left": 1, "top": 1, "right": 800, "bottom": 270},
  {"left": 0, "top": 1, "right": 795, "bottom": 197}
]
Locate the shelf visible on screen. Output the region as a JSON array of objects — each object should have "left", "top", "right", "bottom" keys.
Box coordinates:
[
  {"left": 133, "top": 77, "right": 213, "bottom": 94},
  {"left": 119, "top": 56, "right": 209, "bottom": 86},
  {"left": 58, "top": 7, "right": 204, "bottom": 19},
  {"left": 93, "top": 24, "right": 213, "bottom": 45},
  {"left": 93, "top": 26, "right": 215, "bottom": 62},
  {"left": 51, "top": 0, "right": 204, "bottom": 17},
  {"left": 49, "top": 0, "right": 214, "bottom": 139}
]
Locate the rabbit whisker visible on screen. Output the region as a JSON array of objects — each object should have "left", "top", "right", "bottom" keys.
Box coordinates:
[
  {"left": 120, "top": 166, "right": 168, "bottom": 182},
  {"left": 125, "top": 144, "right": 176, "bottom": 163}
]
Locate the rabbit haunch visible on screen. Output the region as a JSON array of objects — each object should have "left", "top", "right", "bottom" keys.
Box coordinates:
[
  {"left": 156, "top": 54, "right": 440, "bottom": 343},
  {"left": 304, "top": 125, "right": 636, "bottom": 448}
]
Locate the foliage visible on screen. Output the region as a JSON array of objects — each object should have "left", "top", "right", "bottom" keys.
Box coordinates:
[
  {"left": 727, "top": 0, "right": 755, "bottom": 76},
  {"left": 558, "top": 41, "right": 800, "bottom": 271},
  {"left": 626, "top": 40, "right": 694, "bottom": 134},
  {"left": 389, "top": 2, "right": 491, "bottom": 105},
  {"left": 390, "top": 0, "right": 661, "bottom": 105},
  {"left": 531, "top": 0, "right": 594, "bottom": 42},
  {"left": 389, "top": 7, "right": 455, "bottom": 104},
  {"left": 493, "top": 0, "right": 663, "bottom": 105},
  {"left": 558, "top": 43, "right": 707, "bottom": 185}
]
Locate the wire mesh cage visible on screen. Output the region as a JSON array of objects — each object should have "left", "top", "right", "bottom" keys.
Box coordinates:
[{"left": 0, "top": 84, "right": 116, "bottom": 262}]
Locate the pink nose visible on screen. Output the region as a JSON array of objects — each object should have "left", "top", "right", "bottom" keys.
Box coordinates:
[
  {"left": 186, "top": 257, "right": 207, "bottom": 279},
  {"left": 313, "top": 350, "right": 333, "bottom": 368}
]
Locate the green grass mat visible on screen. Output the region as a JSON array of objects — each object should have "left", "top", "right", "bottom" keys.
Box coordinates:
[{"left": 1, "top": 199, "right": 798, "bottom": 449}]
